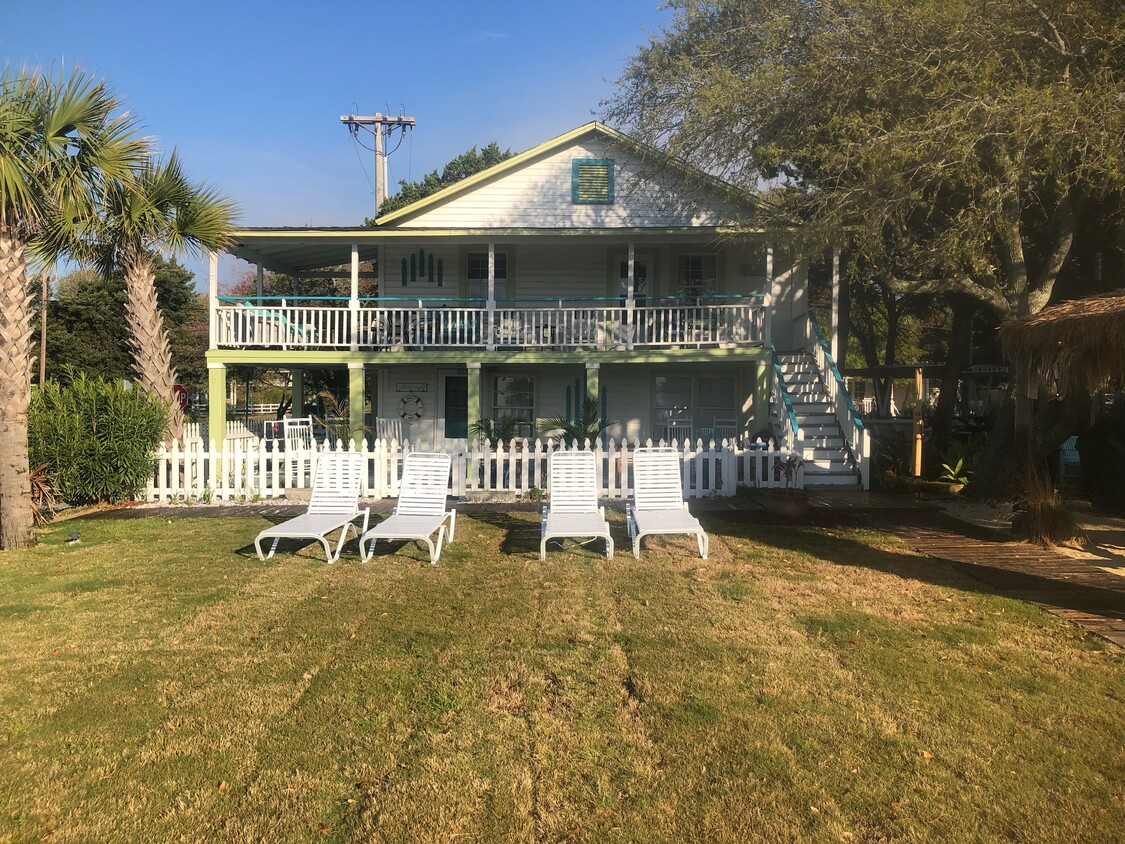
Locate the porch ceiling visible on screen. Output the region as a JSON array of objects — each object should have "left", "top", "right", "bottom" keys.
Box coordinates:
[{"left": 229, "top": 226, "right": 740, "bottom": 276}]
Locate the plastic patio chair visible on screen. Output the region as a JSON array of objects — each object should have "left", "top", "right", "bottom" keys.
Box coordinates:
[
  {"left": 540, "top": 450, "right": 614, "bottom": 560},
  {"left": 254, "top": 451, "right": 369, "bottom": 563},
  {"left": 627, "top": 446, "right": 708, "bottom": 559},
  {"left": 359, "top": 452, "right": 456, "bottom": 564}
]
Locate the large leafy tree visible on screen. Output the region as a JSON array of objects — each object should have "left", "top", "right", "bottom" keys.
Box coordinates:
[
  {"left": 0, "top": 68, "right": 147, "bottom": 549},
  {"left": 604, "top": 0, "right": 1125, "bottom": 320},
  {"left": 369, "top": 142, "right": 515, "bottom": 221},
  {"left": 37, "top": 257, "right": 209, "bottom": 391},
  {"left": 97, "top": 153, "right": 236, "bottom": 441}
]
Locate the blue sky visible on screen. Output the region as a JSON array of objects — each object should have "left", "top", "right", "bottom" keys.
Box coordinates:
[{"left": 3, "top": 0, "right": 669, "bottom": 285}]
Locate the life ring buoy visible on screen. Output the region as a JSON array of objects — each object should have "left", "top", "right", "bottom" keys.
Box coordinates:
[{"left": 399, "top": 395, "right": 423, "bottom": 421}]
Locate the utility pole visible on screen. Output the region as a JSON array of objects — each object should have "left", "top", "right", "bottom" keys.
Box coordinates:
[{"left": 340, "top": 112, "right": 416, "bottom": 217}]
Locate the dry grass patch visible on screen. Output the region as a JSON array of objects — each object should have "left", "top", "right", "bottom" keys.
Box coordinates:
[{"left": 0, "top": 510, "right": 1121, "bottom": 842}]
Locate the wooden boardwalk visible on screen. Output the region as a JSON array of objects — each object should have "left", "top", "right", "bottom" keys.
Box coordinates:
[{"left": 875, "top": 511, "right": 1125, "bottom": 649}]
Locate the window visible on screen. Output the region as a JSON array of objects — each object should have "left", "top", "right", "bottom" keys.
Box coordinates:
[
  {"left": 657, "top": 375, "right": 688, "bottom": 425},
  {"left": 467, "top": 252, "right": 507, "bottom": 300},
  {"left": 677, "top": 254, "right": 717, "bottom": 300},
  {"left": 493, "top": 375, "right": 535, "bottom": 438},
  {"left": 697, "top": 376, "right": 736, "bottom": 429},
  {"left": 572, "top": 158, "right": 614, "bottom": 204}
]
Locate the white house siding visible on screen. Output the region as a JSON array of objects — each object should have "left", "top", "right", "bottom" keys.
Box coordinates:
[
  {"left": 512, "top": 246, "right": 608, "bottom": 300},
  {"left": 394, "top": 138, "right": 735, "bottom": 230},
  {"left": 380, "top": 244, "right": 460, "bottom": 301}
]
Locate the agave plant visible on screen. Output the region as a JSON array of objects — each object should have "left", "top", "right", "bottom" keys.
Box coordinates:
[{"left": 539, "top": 397, "right": 613, "bottom": 447}]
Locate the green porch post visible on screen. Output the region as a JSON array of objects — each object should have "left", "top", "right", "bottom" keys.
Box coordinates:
[
  {"left": 467, "top": 362, "right": 482, "bottom": 429},
  {"left": 291, "top": 368, "right": 304, "bottom": 417},
  {"left": 585, "top": 362, "right": 600, "bottom": 403},
  {"left": 208, "top": 363, "right": 227, "bottom": 449},
  {"left": 348, "top": 363, "right": 365, "bottom": 447},
  {"left": 753, "top": 361, "right": 770, "bottom": 436}
]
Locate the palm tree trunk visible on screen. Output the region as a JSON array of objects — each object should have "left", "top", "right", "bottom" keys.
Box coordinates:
[
  {"left": 0, "top": 229, "right": 36, "bottom": 549},
  {"left": 122, "top": 249, "right": 183, "bottom": 441}
]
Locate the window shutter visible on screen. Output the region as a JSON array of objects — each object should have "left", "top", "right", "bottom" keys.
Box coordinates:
[{"left": 572, "top": 159, "right": 614, "bottom": 204}]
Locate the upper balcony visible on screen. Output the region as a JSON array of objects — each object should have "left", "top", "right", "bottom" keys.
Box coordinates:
[{"left": 212, "top": 294, "right": 769, "bottom": 353}]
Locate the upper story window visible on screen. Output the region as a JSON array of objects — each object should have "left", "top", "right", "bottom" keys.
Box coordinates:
[
  {"left": 677, "top": 254, "right": 717, "bottom": 300},
  {"left": 572, "top": 158, "right": 614, "bottom": 204},
  {"left": 466, "top": 251, "right": 508, "bottom": 299}
]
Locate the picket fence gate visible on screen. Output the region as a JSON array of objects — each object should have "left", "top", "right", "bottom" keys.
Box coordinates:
[{"left": 146, "top": 436, "right": 804, "bottom": 503}]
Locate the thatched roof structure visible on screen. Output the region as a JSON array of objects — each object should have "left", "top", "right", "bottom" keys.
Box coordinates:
[{"left": 999, "top": 290, "right": 1125, "bottom": 395}]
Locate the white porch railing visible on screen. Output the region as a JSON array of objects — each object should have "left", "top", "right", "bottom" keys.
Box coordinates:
[
  {"left": 146, "top": 435, "right": 801, "bottom": 503},
  {"left": 806, "top": 313, "right": 871, "bottom": 489},
  {"left": 213, "top": 296, "right": 766, "bottom": 352}
]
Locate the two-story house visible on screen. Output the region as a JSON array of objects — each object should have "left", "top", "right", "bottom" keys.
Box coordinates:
[{"left": 206, "top": 122, "right": 867, "bottom": 486}]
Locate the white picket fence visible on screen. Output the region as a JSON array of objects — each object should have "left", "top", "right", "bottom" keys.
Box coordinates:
[{"left": 146, "top": 436, "right": 804, "bottom": 503}]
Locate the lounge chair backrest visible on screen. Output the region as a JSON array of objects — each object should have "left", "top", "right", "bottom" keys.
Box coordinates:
[
  {"left": 633, "top": 447, "right": 685, "bottom": 510},
  {"left": 396, "top": 452, "right": 452, "bottom": 516},
  {"left": 548, "top": 450, "right": 599, "bottom": 513},
  {"left": 308, "top": 452, "right": 365, "bottom": 515}
]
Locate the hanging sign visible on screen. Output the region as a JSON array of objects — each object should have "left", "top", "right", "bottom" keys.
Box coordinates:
[{"left": 396, "top": 383, "right": 428, "bottom": 392}]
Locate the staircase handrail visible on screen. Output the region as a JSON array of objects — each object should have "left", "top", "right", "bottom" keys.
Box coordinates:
[
  {"left": 771, "top": 346, "right": 803, "bottom": 451},
  {"left": 806, "top": 312, "right": 870, "bottom": 488}
]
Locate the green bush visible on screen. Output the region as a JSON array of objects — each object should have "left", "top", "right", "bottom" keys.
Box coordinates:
[{"left": 29, "top": 371, "right": 168, "bottom": 505}]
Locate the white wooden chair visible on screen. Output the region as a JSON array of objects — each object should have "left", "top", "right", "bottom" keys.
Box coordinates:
[
  {"left": 254, "top": 451, "right": 369, "bottom": 563},
  {"left": 627, "top": 447, "right": 708, "bottom": 559},
  {"left": 657, "top": 419, "right": 693, "bottom": 445},
  {"left": 284, "top": 416, "right": 314, "bottom": 450},
  {"left": 360, "top": 452, "right": 455, "bottom": 564},
  {"left": 540, "top": 450, "right": 613, "bottom": 560},
  {"left": 374, "top": 417, "right": 403, "bottom": 442},
  {"left": 712, "top": 418, "right": 739, "bottom": 445}
]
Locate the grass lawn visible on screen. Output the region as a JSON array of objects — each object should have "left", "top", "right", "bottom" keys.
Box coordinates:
[{"left": 1, "top": 508, "right": 1122, "bottom": 842}]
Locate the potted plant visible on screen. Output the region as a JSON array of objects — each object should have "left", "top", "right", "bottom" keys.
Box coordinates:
[
  {"left": 539, "top": 397, "right": 613, "bottom": 448},
  {"left": 765, "top": 454, "right": 810, "bottom": 518}
]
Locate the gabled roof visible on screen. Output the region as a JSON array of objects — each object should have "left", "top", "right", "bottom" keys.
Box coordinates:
[{"left": 374, "top": 121, "right": 754, "bottom": 227}]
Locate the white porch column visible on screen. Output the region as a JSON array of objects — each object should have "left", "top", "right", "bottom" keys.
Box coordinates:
[
  {"left": 350, "top": 242, "right": 360, "bottom": 351},
  {"left": 255, "top": 263, "right": 264, "bottom": 299},
  {"left": 764, "top": 245, "right": 775, "bottom": 351},
  {"left": 830, "top": 247, "right": 841, "bottom": 362},
  {"left": 625, "top": 242, "right": 635, "bottom": 350},
  {"left": 208, "top": 250, "right": 219, "bottom": 350},
  {"left": 486, "top": 241, "right": 496, "bottom": 351}
]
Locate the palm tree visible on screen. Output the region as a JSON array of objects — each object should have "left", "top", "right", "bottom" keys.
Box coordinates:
[
  {"left": 98, "top": 153, "right": 236, "bottom": 441},
  {"left": 0, "top": 68, "right": 147, "bottom": 549},
  {"left": 539, "top": 397, "right": 613, "bottom": 447}
]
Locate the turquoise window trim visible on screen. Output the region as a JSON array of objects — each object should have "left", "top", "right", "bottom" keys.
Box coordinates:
[{"left": 572, "top": 158, "right": 614, "bottom": 204}]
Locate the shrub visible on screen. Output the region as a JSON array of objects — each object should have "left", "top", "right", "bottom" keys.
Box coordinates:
[{"left": 29, "top": 371, "right": 168, "bottom": 505}]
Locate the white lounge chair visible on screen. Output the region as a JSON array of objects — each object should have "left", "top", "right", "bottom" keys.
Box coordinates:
[
  {"left": 627, "top": 446, "right": 708, "bottom": 559},
  {"left": 254, "top": 451, "right": 369, "bottom": 563},
  {"left": 540, "top": 450, "right": 613, "bottom": 560},
  {"left": 360, "top": 452, "right": 455, "bottom": 564}
]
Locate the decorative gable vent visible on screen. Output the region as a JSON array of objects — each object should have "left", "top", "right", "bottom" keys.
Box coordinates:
[{"left": 572, "top": 158, "right": 614, "bottom": 204}]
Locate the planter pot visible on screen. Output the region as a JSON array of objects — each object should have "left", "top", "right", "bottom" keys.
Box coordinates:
[{"left": 765, "top": 489, "right": 811, "bottom": 519}]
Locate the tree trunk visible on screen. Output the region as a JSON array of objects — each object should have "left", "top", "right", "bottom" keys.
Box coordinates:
[
  {"left": 122, "top": 250, "right": 183, "bottom": 442},
  {"left": 932, "top": 296, "right": 977, "bottom": 455},
  {"left": 0, "top": 230, "right": 35, "bottom": 549}
]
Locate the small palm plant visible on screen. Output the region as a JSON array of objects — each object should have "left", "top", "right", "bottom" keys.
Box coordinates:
[
  {"left": 468, "top": 414, "right": 522, "bottom": 449},
  {"left": 539, "top": 397, "right": 613, "bottom": 447}
]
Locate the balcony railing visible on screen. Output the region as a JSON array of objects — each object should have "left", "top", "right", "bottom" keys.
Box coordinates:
[{"left": 213, "top": 295, "right": 767, "bottom": 352}]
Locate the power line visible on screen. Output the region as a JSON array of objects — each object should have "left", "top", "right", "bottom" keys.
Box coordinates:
[{"left": 340, "top": 111, "right": 416, "bottom": 217}]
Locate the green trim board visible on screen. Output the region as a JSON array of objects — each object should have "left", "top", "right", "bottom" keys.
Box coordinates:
[{"left": 207, "top": 347, "right": 769, "bottom": 367}]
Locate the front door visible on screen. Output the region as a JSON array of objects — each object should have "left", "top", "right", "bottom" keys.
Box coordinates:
[
  {"left": 442, "top": 374, "right": 468, "bottom": 440},
  {"left": 617, "top": 254, "right": 651, "bottom": 306}
]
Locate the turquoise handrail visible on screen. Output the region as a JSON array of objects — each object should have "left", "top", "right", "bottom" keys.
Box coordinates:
[
  {"left": 807, "top": 313, "right": 865, "bottom": 431},
  {"left": 771, "top": 345, "right": 801, "bottom": 442}
]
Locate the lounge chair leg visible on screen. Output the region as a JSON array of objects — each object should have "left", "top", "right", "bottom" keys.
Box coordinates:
[
  {"left": 447, "top": 509, "right": 456, "bottom": 543},
  {"left": 633, "top": 535, "right": 641, "bottom": 558},
  {"left": 606, "top": 535, "right": 614, "bottom": 560}
]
